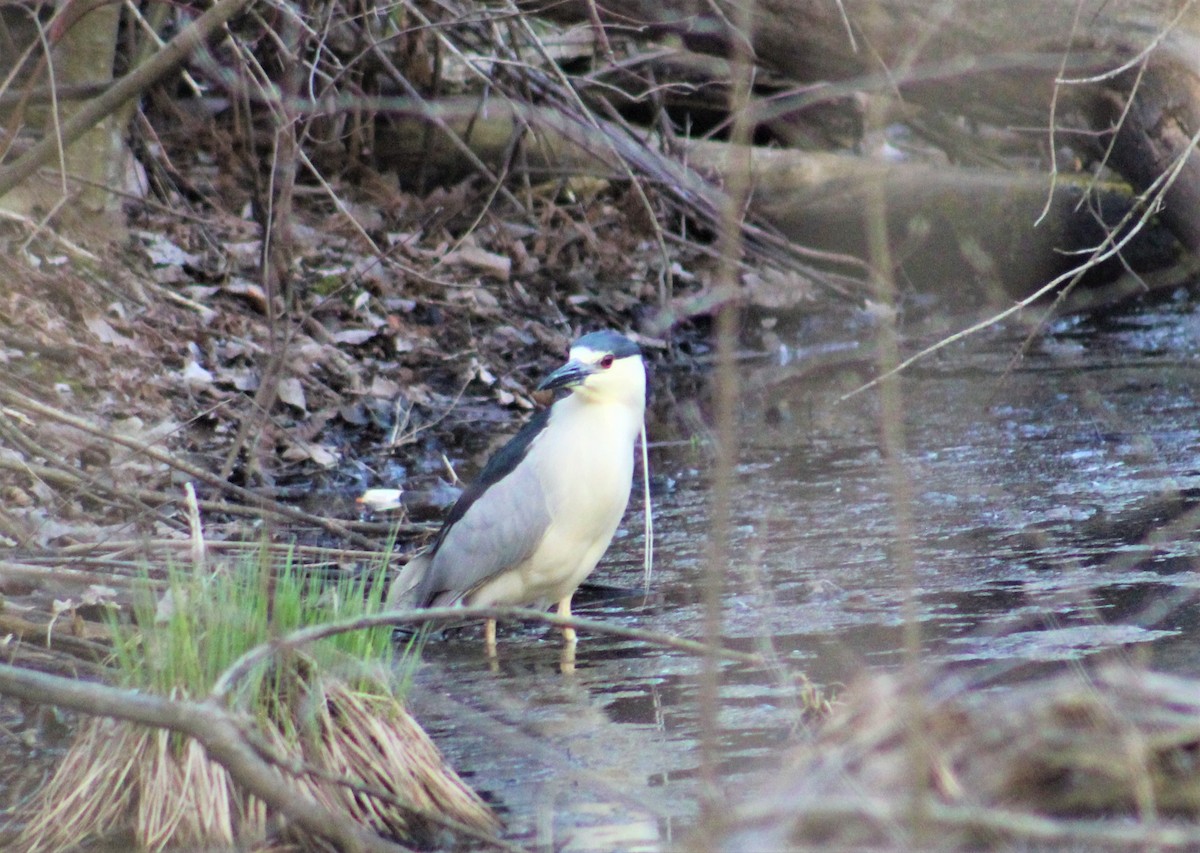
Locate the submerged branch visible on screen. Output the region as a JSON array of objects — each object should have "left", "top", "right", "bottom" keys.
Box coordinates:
[{"left": 214, "top": 605, "right": 773, "bottom": 699}]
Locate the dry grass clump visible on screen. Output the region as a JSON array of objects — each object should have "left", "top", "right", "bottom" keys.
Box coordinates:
[
  {"left": 281, "top": 676, "right": 499, "bottom": 845},
  {"left": 17, "top": 556, "right": 498, "bottom": 852},
  {"left": 21, "top": 722, "right": 238, "bottom": 850},
  {"left": 702, "top": 665, "right": 1200, "bottom": 850}
]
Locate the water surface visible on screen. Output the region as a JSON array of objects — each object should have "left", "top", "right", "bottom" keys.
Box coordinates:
[{"left": 407, "top": 293, "right": 1200, "bottom": 850}]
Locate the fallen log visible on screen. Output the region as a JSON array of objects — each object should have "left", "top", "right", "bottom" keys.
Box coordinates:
[
  {"left": 374, "top": 96, "right": 1179, "bottom": 301},
  {"left": 518, "top": 0, "right": 1200, "bottom": 253}
]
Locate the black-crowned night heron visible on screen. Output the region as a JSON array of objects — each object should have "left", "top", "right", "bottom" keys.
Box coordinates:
[{"left": 388, "top": 330, "right": 647, "bottom": 648}]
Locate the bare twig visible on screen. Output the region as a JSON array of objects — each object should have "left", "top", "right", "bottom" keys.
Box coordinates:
[
  {"left": 0, "top": 610, "right": 108, "bottom": 663},
  {"left": 0, "top": 385, "right": 386, "bottom": 549}
]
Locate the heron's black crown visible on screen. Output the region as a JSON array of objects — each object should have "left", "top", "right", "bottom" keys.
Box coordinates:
[{"left": 572, "top": 330, "right": 640, "bottom": 358}]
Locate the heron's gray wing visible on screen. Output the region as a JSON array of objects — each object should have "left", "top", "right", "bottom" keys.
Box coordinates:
[
  {"left": 387, "top": 552, "right": 431, "bottom": 609},
  {"left": 435, "top": 409, "right": 549, "bottom": 542},
  {"left": 417, "top": 457, "right": 551, "bottom": 605}
]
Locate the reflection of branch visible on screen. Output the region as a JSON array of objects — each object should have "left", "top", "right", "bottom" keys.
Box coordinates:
[
  {"left": 0, "top": 664, "right": 407, "bottom": 853},
  {"left": 0, "top": 0, "right": 252, "bottom": 199}
]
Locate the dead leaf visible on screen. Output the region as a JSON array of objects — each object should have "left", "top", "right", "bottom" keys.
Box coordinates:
[
  {"left": 444, "top": 245, "right": 511, "bottom": 281},
  {"left": 81, "top": 585, "right": 119, "bottom": 607},
  {"left": 470, "top": 358, "right": 496, "bottom": 386},
  {"left": 370, "top": 376, "right": 402, "bottom": 398},
  {"left": 111, "top": 416, "right": 180, "bottom": 446},
  {"left": 138, "top": 231, "right": 201, "bottom": 267},
  {"left": 84, "top": 314, "right": 142, "bottom": 351},
  {"left": 216, "top": 365, "right": 259, "bottom": 392},
  {"left": 47, "top": 598, "right": 73, "bottom": 644},
  {"left": 741, "top": 267, "right": 817, "bottom": 310},
  {"left": 277, "top": 377, "right": 307, "bottom": 412},
  {"left": 225, "top": 240, "right": 262, "bottom": 265},
  {"left": 281, "top": 441, "right": 338, "bottom": 467},
  {"left": 222, "top": 278, "right": 269, "bottom": 313},
  {"left": 473, "top": 287, "right": 501, "bottom": 309}
]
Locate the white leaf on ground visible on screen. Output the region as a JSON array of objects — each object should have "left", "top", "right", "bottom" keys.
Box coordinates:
[
  {"left": 358, "top": 488, "right": 404, "bottom": 511},
  {"left": 138, "top": 231, "right": 201, "bottom": 267},
  {"left": 332, "top": 328, "right": 378, "bottom": 345}
]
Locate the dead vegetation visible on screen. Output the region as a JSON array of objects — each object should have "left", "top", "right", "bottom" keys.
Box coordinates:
[
  {"left": 6, "top": 550, "right": 502, "bottom": 852},
  {"left": 0, "top": 0, "right": 1200, "bottom": 850},
  {"left": 701, "top": 665, "right": 1200, "bottom": 850},
  {"left": 17, "top": 672, "right": 499, "bottom": 852},
  {"left": 0, "top": 0, "right": 1194, "bottom": 562}
]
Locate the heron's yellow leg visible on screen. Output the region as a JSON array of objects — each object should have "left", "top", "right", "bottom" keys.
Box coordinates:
[
  {"left": 557, "top": 596, "right": 577, "bottom": 644},
  {"left": 484, "top": 618, "right": 497, "bottom": 656}
]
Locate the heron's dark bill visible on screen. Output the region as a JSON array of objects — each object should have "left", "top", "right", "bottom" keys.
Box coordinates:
[{"left": 537, "top": 360, "right": 592, "bottom": 391}]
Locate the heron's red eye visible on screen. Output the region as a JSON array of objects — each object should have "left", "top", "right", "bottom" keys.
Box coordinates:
[{"left": 600, "top": 354, "right": 614, "bottom": 369}]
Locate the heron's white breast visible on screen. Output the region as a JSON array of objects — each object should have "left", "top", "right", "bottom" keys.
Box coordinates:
[
  {"left": 475, "top": 392, "right": 642, "bottom": 605},
  {"left": 534, "top": 394, "right": 640, "bottom": 530}
]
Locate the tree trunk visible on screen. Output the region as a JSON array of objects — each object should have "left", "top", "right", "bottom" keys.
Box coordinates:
[{"left": 0, "top": 1, "right": 126, "bottom": 232}]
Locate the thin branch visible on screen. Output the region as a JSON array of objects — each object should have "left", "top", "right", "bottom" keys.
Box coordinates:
[
  {"left": 213, "top": 605, "right": 774, "bottom": 699},
  {"left": 0, "top": 385, "right": 384, "bottom": 549}
]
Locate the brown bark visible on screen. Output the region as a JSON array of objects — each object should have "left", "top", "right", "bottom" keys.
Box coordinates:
[{"left": 1090, "top": 60, "right": 1200, "bottom": 251}]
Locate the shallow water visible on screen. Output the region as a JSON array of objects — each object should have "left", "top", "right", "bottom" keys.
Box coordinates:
[{"left": 405, "top": 292, "right": 1200, "bottom": 850}]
